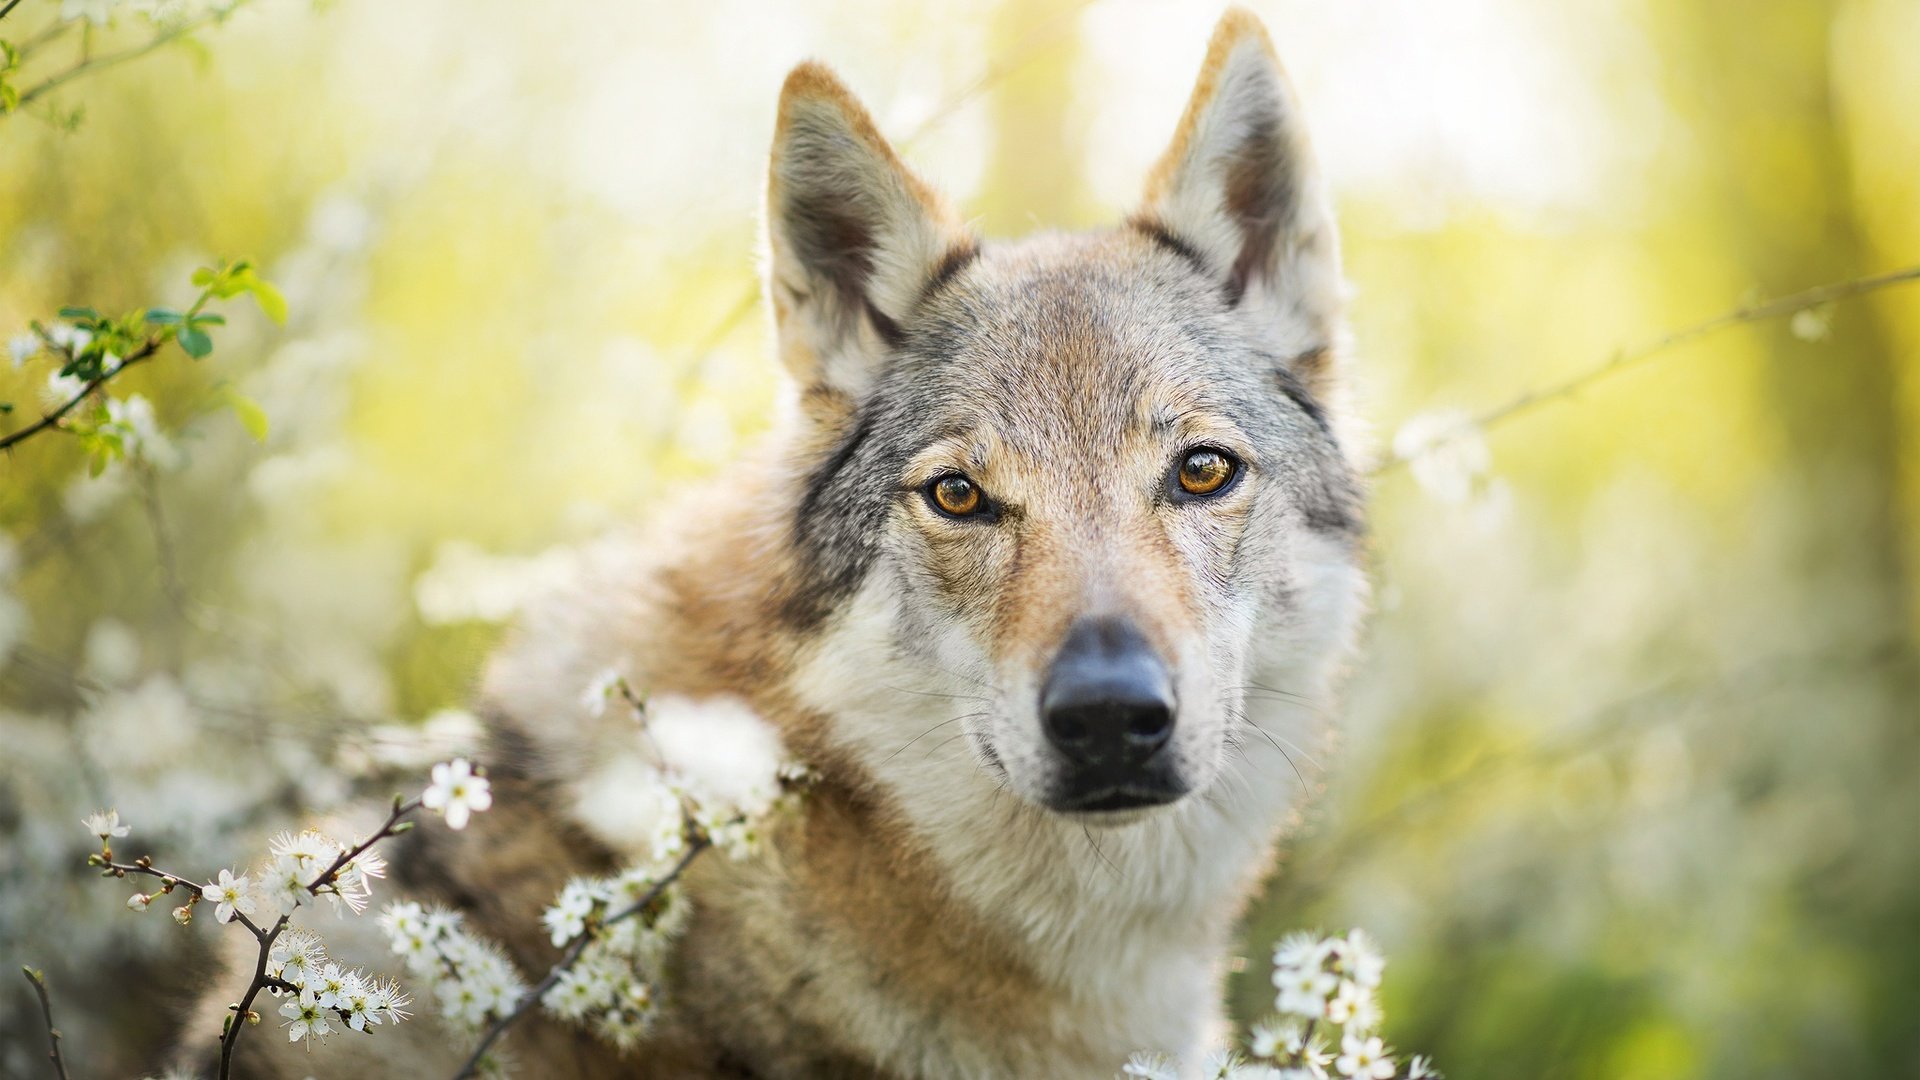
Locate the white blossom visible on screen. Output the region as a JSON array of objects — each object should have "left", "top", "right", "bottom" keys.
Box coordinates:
[
  {"left": 1790, "top": 306, "right": 1832, "bottom": 342},
  {"left": 1333, "top": 1034, "right": 1395, "bottom": 1080},
  {"left": 1121, "top": 1051, "right": 1181, "bottom": 1080},
  {"left": 422, "top": 758, "right": 492, "bottom": 830},
  {"left": 82, "top": 810, "right": 131, "bottom": 841},
  {"left": 106, "top": 393, "right": 181, "bottom": 469},
  {"left": 8, "top": 333, "right": 37, "bottom": 368},
  {"left": 201, "top": 868, "right": 256, "bottom": 924},
  {"left": 268, "top": 929, "right": 327, "bottom": 988},
  {"left": 1273, "top": 959, "right": 1338, "bottom": 1019},
  {"left": 581, "top": 668, "right": 627, "bottom": 717},
  {"left": 1334, "top": 929, "right": 1385, "bottom": 990},
  {"left": 279, "top": 988, "right": 334, "bottom": 1043},
  {"left": 127, "top": 892, "right": 153, "bottom": 911},
  {"left": 542, "top": 878, "right": 598, "bottom": 947},
  {"left": 44, "top": 322, "right": 92, "bottom": 352},
  {"left": 1391, "top": 407, "right": 1491, "bottom": 505},
  {"left": 260, "top": 854, "right": 312, "bottom": 916}
]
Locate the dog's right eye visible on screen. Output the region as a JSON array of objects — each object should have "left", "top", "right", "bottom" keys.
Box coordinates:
[{"left": 925, "top": 474, "right": 990, "bottom": 519}]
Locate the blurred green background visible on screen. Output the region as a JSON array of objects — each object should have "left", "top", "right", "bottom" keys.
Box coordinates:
[{"left": 2, "top": 0, "right": 1918, "bottom": 1076}]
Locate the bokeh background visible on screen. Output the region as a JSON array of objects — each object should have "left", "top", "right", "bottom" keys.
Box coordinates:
[{"left": 3, "top": 0, "right": 1918, "bottom": 1075}]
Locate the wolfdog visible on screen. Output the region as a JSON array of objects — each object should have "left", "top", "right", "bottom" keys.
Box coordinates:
[{"left": 189, "top": 7, "right": 1367, "bottom": 1076}]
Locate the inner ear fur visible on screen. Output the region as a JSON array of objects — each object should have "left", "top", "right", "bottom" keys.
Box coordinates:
[
  {"left": 766, "top": 62, "right": 973, "bottom": 404},
  {"left": 1135, "top": 8, "right": 1345, "bottom": 391}
]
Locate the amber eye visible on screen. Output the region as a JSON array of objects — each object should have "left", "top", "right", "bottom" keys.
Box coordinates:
[
  {"left": 1176, "top": 448, "right": 1238, "bottom": 497},
  {"left": 927, "top": 474, "right": 987, "bottom": 518}
]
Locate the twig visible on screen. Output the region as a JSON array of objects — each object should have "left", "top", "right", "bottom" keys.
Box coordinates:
[
  {"left": 14, "top": 2, "right": 246, "bottom": 109},
  {"left": 1377, "top": 264, "right": 1920, "bottom": 474},
  {"left": 0, "top": 0, "right": 26, "bottom": 24},
  {"left": 0, "top": 339, "right": 161, "bottom": 452},
  {"left": 451, "top": 839, "right": 710, "bottom": 1080},
  {"left": 19, "top": 967, "right": 71, "bottom": 1080},
  {"left": 96, "top": 796, "right": 423, "bottom": 1078},
  {"left": 213, "top": 796, "right": 419, "bottom": 1078}
]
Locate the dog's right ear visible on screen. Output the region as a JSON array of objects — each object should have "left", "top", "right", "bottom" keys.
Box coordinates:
[{"left": 765, "top": 63, "right": 972, "bottom": 411}]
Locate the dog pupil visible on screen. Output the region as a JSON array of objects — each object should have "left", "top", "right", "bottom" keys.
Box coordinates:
[
  {"left": 1184, "top": 452, "right": 1227, "bottom": 492},
  {"left": 939, "top": 477, "right": 976, "bottom": 512}
]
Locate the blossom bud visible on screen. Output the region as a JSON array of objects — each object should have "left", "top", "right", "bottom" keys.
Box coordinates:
[
  {"left": 173, "top": 903, "right": 193, "bottom": 925},
  {"left": 128, "top": 892, "right": 152, "bottom": 911}
]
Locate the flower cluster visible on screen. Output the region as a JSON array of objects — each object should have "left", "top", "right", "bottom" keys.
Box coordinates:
[
  {"left": 84, "top": 758, "right": 488, "bottom": 1071},
  {"left": 1121, "top": 930, "right": 1436, "bottom": 1080},
  {"left": 380, "top": 902, "right": 529, "bottom": 1030},
  {"left": 267, "top": 930, "right": 411, "bottom": 1042},
  {"left": 366, "top": 676, "right": 813, "bottom": 1065},
  {"left": 536, "top": 864, "right": 693, "bottom": 1049}
]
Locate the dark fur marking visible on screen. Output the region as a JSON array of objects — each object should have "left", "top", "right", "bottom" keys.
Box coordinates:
[
  {"left": 784, "top": 414, "right": 881, "bottom": 627},
  {"left": 919, "top": 241, "right": 980, "bottom": 305},
  {"left": 1128, "top": 215, "right": 1210, "bottom": 277},
  {"left": 1272, "top": 362, "right": 1331, "bottom": 437}
]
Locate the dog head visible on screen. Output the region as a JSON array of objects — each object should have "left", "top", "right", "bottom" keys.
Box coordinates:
[{"left": 769, "top": 10, "right": 1365, "bottom": 822}]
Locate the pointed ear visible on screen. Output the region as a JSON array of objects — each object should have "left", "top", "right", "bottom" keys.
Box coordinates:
[
  {"left": 765, "top": 62, "right": 973, "bottom": 406},
  {"left": 1135, "top": 9, "right": 1344, "bottom": 390}
]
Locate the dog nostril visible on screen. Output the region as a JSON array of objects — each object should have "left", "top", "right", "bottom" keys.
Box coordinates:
[
  {"left": 1047, "top": 709, "right": 1091, "bottom": 745},
  {"left": 1124, "top": 703, "right": 1173, "bottom": 743}
]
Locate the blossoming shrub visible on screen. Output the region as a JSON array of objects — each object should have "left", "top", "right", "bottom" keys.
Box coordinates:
[{"left": 1121, "top": 930, "right": 1438, "bottom": 1080}]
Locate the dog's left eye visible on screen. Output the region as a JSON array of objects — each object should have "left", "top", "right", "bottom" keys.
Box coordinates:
[
  {"left": 925, "top": 473, "right": 991, "bottom": 519},
  {"left": 1173, "top": 448, "right": 1239, "bottom": 498}
]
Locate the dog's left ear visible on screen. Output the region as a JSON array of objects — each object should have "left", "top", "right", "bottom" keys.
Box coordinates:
[
  {"left": 1136, "top": 9, "right": 1344, "bottom": 394},
  {"left": 766, "top": 62, "right": 974, "bottom": 410}
]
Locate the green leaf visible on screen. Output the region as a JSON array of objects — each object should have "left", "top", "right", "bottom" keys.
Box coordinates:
[
  {"left": 224, "top": 389, "right": 270, "bottom": 443},
  {"left": 191, "top": 267, "right": 217, "bottom": 288},
  {"left": 145, "top": 309, "right": 184, "bottom": 326},
  {"left": 178, "top": 327, "right": 214, "bottom": 358},
  {"left": 0, "top": 402, "right": 13, "bottom": 414},
  {"left": 189, "top": 313, "right": 226, "bottom": 327},
  {"left": 58, "top": 306, "right": 100, "bottom": 322},
  {"left": 246, "top": 278, "right": 288, "bottom": 325}
]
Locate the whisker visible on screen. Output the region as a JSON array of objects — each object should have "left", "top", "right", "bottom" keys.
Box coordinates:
[
  {"left": 1227, "top": 705, "right": 1310, "bottom": 793},
  {"left": 885, "top": 710, "right": 987, "bottom": 762},
  {"left": 880, "top": 683, "right": 990, "bottom": 704},
  {"left": 1082, "top": 823, "right": 1121, "bottom": 881}
]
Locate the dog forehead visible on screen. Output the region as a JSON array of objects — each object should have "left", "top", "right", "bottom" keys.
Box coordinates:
[{"left": 885, "top": 232, "right": 1267, "bottom": 449}]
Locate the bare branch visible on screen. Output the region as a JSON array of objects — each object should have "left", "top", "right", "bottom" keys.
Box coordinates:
[
  {"left": 14, "top": 3, "right": 248, "bottom": 110},
  {"left": 1376, "top": 263, "right": 1920, "bottom": 475},
  {"left": 19, "top": 967, "right": 71, "bottom": 1080}
]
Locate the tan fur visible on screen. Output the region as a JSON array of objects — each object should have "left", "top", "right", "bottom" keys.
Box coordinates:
[{"left": 181, "top": 9, "right": 1369, "bottom": 1077}]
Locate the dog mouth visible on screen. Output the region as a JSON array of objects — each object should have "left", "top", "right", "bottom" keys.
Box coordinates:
[{"left": 1047, "top": 768, "right": 1189, "bottom": 815}]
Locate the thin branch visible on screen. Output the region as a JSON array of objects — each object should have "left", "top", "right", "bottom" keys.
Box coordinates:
[
  {"left": 214, "top": 797, "right": 420, "bottom": 1078},
  {"left": 0, "top": 339, "right": 160, "bottom": 452},
  {"left": 96, "top": 796, "right": 423, "bottom": 1078},
  {"left": 451, "top": 839, "right": 710, "bottom": 1080},
  {"left": 19, "top": 967, "right": 71, "bottom": 1080},
  {"left": 1377, "top": 263, "right": 1920, "bottom": 474},
  {"left": 15, "top": 3, "right": 245, "bottom": 109},
  {"left": 0, "top": 0, "right": 27, "bottom": 23}
]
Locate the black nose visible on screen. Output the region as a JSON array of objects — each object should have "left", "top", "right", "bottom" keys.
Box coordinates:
[{"left": 1040, "top": 618, "right": 1175, "bottom": 766}]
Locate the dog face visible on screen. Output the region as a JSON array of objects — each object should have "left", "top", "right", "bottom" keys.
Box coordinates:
[{"left": 769, "top": 12, "right": 1363, "bottom": 820}]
